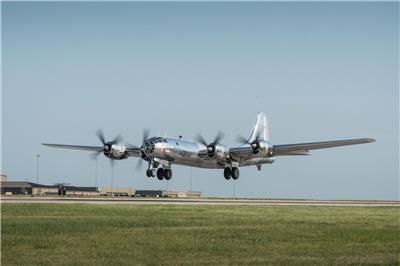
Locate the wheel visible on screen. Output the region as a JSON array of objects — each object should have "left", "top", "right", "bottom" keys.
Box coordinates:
[
  {"left": 146, "top": 169, "right": 152, "bottom": 177},
  {"left": 164, "top": 169, "right": 172, "bottom": 180},
  {"left": 157, "top": 168, "right": 165, "bottom": 180},
  {"left": 151, "top": 169, "right": 157, "bottom": 177},
  {"left": 231, "top": 167, "right": 240, "bottom": 180},
  {"left": 224, "top": 168, "right": 232, "bottom": 180}
]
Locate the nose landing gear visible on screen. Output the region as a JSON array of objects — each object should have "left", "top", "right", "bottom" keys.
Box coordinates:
[
  {"left": 145, "top": 160, "right": 172, "bottom": 180},
  {"left": 146, "top": 169, "right": 156, "bottom": 177},
  {"left": 146, "top": 167, "right": 172, "bottom": 180}
]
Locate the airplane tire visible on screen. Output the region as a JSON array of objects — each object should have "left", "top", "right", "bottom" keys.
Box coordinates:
[
  {"left": 231, "top": 167, "right": 240, "bottom": 180},
  {"left": 157, "top": 168, "right": 165, "bottom": 180},
  {"left": 224, "top": 168, "right": 232, "bottom": 180},
  {"left": 164, "top": 169, "right": 172, "bottom": 180},
  {"left": 146, "top": 169, "right": 152, "bottom": 177},
  {"left": 151, "top": 169, "right": 157, "bottom": 177}
]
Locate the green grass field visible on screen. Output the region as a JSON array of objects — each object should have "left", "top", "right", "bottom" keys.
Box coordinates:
[{"left": 1, "top": 203, "right": 399, "bottom": 265}]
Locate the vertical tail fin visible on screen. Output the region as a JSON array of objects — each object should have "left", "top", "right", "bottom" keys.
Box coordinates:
[{"left": 249, "top": 112, "right": 269, "bottom": 142}]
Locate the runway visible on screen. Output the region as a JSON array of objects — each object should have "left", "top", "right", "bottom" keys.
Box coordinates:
[{"left": 2, "top": 197, "right": 399, "bottom": 206}]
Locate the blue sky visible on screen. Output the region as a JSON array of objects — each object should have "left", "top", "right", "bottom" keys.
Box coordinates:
[{"left": 2, "top": 2, "right": 398, "bottom": 199}]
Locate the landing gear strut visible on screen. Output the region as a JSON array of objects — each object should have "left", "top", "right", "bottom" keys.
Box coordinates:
[{"left": 224, "top": 167, "right": 239, "bottom": 180}]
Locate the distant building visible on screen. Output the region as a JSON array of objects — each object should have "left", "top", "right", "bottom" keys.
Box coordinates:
[
  {"left": 58, "top": 185, "right": 99, "bottom": 196},
  {"left": 1, "top": 181, "right": 98, "bottom": 196},
  {"left": 165, "top": 191, "right": 201, "bottom": 198},
  {"left": 135, "top": 190, "right": 165, "bottom": 197},
  {"left": 1, "top": 179, "right": 202, "bottom": 198},
  {"left": 1, "top": 181, "right": 58, "bottom": 195},
  {"left": 100, "top": 187, "right": 136, "bottom": 196},
  {"left": 135, "top": 190, "right": 201, "bottom": 198},
  {"left": 0, "top": 174, "right": 7, "bottom": 182}
]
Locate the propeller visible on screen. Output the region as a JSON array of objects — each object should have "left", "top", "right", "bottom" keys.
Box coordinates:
[
  {"left": 91, "top": 128, "right": 151, "bottom": 171},
  {"left": 134, "top": 128, "right": 151, "bottom": 171},
  {"left": 91, "top": 129, "right": 123, "bottom": 159},
  {"left": 195, "top": 131, "right": 225, "bottom": 157},
  {"left": 142, "top": 128, "right": 150, "bottom": 145},
  {"left": 236, "top": 135, "right": 248, "bottom": 144},
  {"left": 96, "top": 129, "right": 123, "bottom": 146},
  {"left": 236, "top": 134, "right": 260, "bottom": 154}
]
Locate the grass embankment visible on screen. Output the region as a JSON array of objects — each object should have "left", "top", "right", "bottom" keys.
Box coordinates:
[{"left": 1, "top": 204, "right": 399, "bottom": 265}]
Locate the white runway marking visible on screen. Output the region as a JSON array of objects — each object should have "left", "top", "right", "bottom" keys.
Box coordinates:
[{"left": 1, "top": 197, "right": 398, "bottom": 207}]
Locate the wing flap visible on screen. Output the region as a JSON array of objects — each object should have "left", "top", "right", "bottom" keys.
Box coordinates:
[
  {"left": 279, "top": 150, "right": 310, "bottom": 156},
  {"left": 273, "top": 138, "right": 375, "bottom": 156}
]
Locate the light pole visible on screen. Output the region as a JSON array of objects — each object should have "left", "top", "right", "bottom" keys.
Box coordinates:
[
  {"left": 233, "top": 180, "right": 236, "bottom": 199},
  {"left": 36, "top": 154, "right": 40, "bottom": 184},
  {"left": 111, "top": 163, "right": 114, "bottom": 197},
  {"left": 94, "top": 157, "right": 98, "bottom": 188},
  {"left": 190, "top": 167, "right": 193, "bottom": 192},
  {"left": 166, "top": 178, "right": 169, "bottom": 192}
]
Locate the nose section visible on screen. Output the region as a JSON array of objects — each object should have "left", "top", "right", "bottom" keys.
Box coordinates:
[
  {"left": 143, "top": 139, "right": 155, "bottom": 156},
  {"left": 143, "top": 137, "right": 167, "bottom": 156}
]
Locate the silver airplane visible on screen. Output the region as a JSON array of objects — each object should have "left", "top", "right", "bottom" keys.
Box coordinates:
[{"left": 43, "top": 112, "right": 375, "bottom": 180}]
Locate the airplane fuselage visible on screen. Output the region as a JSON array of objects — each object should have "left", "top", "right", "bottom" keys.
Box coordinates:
[{"left": 142, "top": 136, "right": 275, "bottom": 169}]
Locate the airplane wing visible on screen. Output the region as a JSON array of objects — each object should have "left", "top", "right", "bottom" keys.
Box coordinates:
[
  {"left": 42, "top": 143, "right": 142, "bottom": 157},
  {"left": 42, "top": 143, "right": 103, "bottom": 152},
  {"left": 125, "top": 147, "right": 142, "bottom": 157},
  {"left": 273, "top": 138, "right": 375, "bottom": 156}
]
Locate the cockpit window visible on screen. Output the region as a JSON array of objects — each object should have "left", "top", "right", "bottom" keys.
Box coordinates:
[
  {"left": 144, "top": 137, "right": 167, "bottom": 154},
  {"left": 148, "top": 137, "right": 167, "bottom": 143}
]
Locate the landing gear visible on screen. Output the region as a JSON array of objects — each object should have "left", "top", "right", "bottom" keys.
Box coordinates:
[
  {"left": 146, "top": 169, "right": 156, "bottom": 177},
  {"left": 231, "top": 167, "right": 240, "bottom": 180},
  {"left": 224, "top": 167, "right": 239, "bottom": 180},
  {"left": 146, "top": 159, "right": 172, "bottom": 180},
  {"left": 156, "top": 168, "right": 173, "bottom": 180},
  {"left": 224, "top": 168, "right": 231, "bottom": 180},
  {"left": 164, "top": 169, "right": 172, "bottom": 180},
  {"left": 157, "top": 168, "right": 165, "bottom": 180}
]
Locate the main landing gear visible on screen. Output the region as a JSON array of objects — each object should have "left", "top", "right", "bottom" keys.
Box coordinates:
[
  {"left": 146, "top": 167, "right": 172, "bottom": 180},
  {"left": 157, "top": 168, "right": 172, "bottom": 181},
  {"left": 224, "top": 167, "right": 239, "bottom": 180}
]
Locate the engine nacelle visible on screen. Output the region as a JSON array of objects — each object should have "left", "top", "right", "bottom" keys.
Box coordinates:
[
  {"left": 206, "top": 143, "right": 226, "bottom": 160},
  {"left": 214, "top": 144, "right": 227, "bottom": 160},
  {"left": 252, "top": 140, "right": 273, "bottom": 157},
  {"left": 250, "top": 139, "right": 260, "bottom": 154},
  {"left": 103, "top": 143, "right": 128, "bottom": 160}
]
